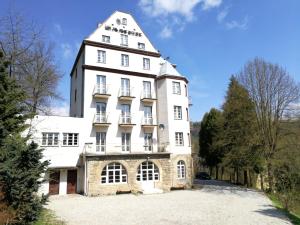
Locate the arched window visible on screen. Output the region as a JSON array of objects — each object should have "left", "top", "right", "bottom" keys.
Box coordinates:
[
  {"left": 137, "top": 161, "right": 159, "bottom": 181},
  {"left": 101, "top": 162, "right": 127, "bottom": 184},
  {"left": 177, "top": 160, "right": 186, "bottom": 179}
]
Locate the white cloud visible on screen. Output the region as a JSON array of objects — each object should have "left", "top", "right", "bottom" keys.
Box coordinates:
[
  {"left": 49, "top": 102, "right": 69, "bottom": 116},
  {"left": 54, "top": 23, "right": 63, "bottom": 35},
  {"left": 159, "top": 26, "right": 173, "bottom": 39},
  {"left": 217, "top": 7, "right": 229, "bottom": 23},
  {"left": 139, "top": 0, "right": 222, "bottom": 39},
  {"left": 226, "top": 16, "right": 248, "bottom": 30},
  {"left": 61, "top": 43, "right": 72, "bottom": 59}
]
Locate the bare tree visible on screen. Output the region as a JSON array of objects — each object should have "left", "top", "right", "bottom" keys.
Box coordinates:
[
  {"left": 238, "top": 58, "right": 300, "bottom": 190},
  {"left": 0, "top": 9, "right": 62, "bottom": 113}
]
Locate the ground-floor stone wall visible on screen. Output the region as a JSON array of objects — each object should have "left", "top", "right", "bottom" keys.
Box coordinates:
[{"left": 86, "top": 153, "right": 192, "bottom": 196}]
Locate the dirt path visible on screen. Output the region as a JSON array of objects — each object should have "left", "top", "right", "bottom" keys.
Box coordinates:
[{"left": 47, "top": 180, "right": 292, "bottom": 225}]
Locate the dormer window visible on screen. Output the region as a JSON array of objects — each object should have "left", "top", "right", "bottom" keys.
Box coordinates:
[
  {"left": 121, "top": 34, "right": 128, "bottom": 46},
  {"left": 102, "top": 35, "right": 110, "bottom": 43},
  {"left": 138, "top": 42, "right": 145, "bottom": 50},
  {"left": 122, "top": 18, "right": 127, "bottom": 25}
]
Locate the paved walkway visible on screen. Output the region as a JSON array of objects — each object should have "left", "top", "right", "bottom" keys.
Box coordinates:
[{"left": 47, "top": 180, "right": 292, "bottom": 225}]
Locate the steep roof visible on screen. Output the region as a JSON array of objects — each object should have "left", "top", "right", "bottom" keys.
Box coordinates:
[{"left": 159, "top": 60, "right": 183, "bottom": 77}]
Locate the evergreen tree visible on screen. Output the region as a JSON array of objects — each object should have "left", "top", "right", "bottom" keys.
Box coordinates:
[
  {"left": 222, "top": 76, "right": 261, "bottom": 185},
  {"left": 0, "top": 50, "right": 49, "bottom": 224},
  {"left": 199, "top": 108, "right": 224, "bottom": 177}
]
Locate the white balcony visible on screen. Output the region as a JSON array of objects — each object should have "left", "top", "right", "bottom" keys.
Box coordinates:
[
  {"left": 144, "top": 145, "right": 153, "bottom": 152},
  {"left": 141, "top": 116, "right": 157, "bottom": 128},
  {"left": 141, "top": 92, "right": 157, "bottom": 103},
  {"left": 119, "top": 114, "right": 136, "bottom": 127},
  {"left": 96, "top": 144, "right": 106, "bottom": 153},
  {"left": 118, "top": 88, "right": 135, "bottom": 101},
  {"left": 93, "top": 84, "right": 111, "bottom": 99},
  {"left": 121, "top": 145, "right": 131, "bottom": 152},
  {"left": 93, "top": 113, "right": 111, "bottom": 127}
]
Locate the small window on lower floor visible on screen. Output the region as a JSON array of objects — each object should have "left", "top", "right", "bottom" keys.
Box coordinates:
[{"left": 177, "top": 160, "right": 186, "bottom": 179}]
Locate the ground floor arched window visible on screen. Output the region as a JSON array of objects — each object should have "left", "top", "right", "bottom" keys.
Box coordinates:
[
  {"left": 101, "top": 162, "right": 127, "bottom": 184},
  {"left": 177, "top": 160, "right": 186, "bottom": 179},
  {"left": 136, "top": 161, "right": 159, "bottom": 181}
]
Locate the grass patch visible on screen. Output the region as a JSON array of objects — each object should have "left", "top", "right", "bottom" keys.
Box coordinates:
[
  {"left": 267, "top": 193, "right": 300, "bottom": 225},
  {"left": 34, "top": 209, "right": 65, "bottom": 225}
]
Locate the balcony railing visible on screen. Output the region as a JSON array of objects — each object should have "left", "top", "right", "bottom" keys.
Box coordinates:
[
  {"left": 93, "top": 113, "right": 110, "bottom": 126},
  {"left": 119, "top": 114, "right": 134, "bottom": 125},
  {"left": 121, "top": 145, "right": 130, "bottom": 152},
  {"left": 141, "top": 91, "right": 156, "bottom": 103},
  {"left": 143, "top": 116, "right": 153, "bottom": 125},
  {"left": 144, "top": 145, "right": 153, "bottom": 152},
  {"left": 96, "top": 144, "right": 106, "bottom": 153},
  {"left": 93, "top": 84, "right": 110, "bottom": 98},
  {"left": 118, "top": 88, "right": 135, "bottom": 100}
]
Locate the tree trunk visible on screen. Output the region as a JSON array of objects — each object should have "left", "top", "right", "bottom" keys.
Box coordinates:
[
  {"left": 244, "top": 170, "right": 248, "bottom": 187},
  {"left": 249, "top": 170, "right": 252, "bottom": 187},
  {"left": 221, "top": 167, "right": 224, "bottom": 180},
  {"left": 267, "top": 162, "right": 273, "bottom": 192},
  {"left": 209, "top": 167, "right": 212, "bottom": 176},
  {"left": 236, "top": 167, "right": 239, "bottom": 184},
  {"left": 260, "top": 173, "right": 264, "bottom": 191},
  {"left": 215, "top": 166, "right": 219, "bottom": 180}
]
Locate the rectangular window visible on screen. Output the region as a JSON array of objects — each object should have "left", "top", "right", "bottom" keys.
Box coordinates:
[
  {"left": 96, "top": 102, "right": 107, "bottom": 123},
  {"left": 172, "top": 81, "right": 181, "bottom": 94},
  {"left": 174, "top": 106, "right": 182, "bottom": 120},
  {"left": 144, "top": 133, "right": 153, "bottom": 151},
  {"left": 121, "top": 54, "right": 129, "bottom": 67},
  {"left": 102, "top": 35, "right": 110, "bottom": 43},
  {"left": 121, "top": 34, "right": 128, "bottom": 46},
  {"left": 121, "top": 78, "right": 130, "bottom": 96},
  {"left": 96, "top": 75, "right": 107, "bottom": 94},
  {"left": 144, "top": 106, "right": 152, "bottom": 125},
  {"left": 63, "top": 133, "right": 78, "bottom": 146},
  {"left": 96, "top": 132, "right": 106, "bottom": 152},
  {"left": 175, "top": 132, "right": 184, "bottom": 146},
  {"left": 143, "top": 81, "right": 151, "bottom": 98},
  {"left": 138, "top": 42, "right": 145, "bottom": 50},
  {"left": 122, "top": 18, "right": 127, "bottom": 25},
  {"left": 143, "top": 58, "right": 150, "bottom": 70},
  {"left": 122, "top": 133, "right": 131, "bottom": 152},
  {"left": 42, "top": 133, "right": 59, "bottom": 146},
  {"left": 97, "top": 50, "right": 106, "bottom": 63}
]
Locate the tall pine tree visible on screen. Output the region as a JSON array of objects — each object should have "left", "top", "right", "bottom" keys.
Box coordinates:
[{"left": 222, "top": 76, "right": 261, "bottom": 185}]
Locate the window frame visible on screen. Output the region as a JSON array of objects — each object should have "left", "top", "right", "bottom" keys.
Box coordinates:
[
  {"left": 143, "top": 58, "right": 150, "bottom": 70},
  {"left": 174, "top": 106, "right": 182, "bottom": 120},
  {"left": 172, "top": 81, "right": 181, "bottom": 95},
  {"left": 122, "top": 18, "right": 127, "bottom": 25},
  {"left": 121, "top": 54, "right": 129, "bottom": 67},
  {"left": 96, "top": 132, "right": 106, "bottom": 152},
  {"left": 121, "top": 132, "right": 131, "bottom": 152},
  {"left": 175, "top": 132, "right": 184, "bottom": 146},
  {"left": 101, "top": 162, "right": 127, "bottom": 184},
  {"left": 42, "top": 132, "right": 59, "bottom": 146},
  {"left": 120, "top": 34, "right": 128, "bottom": 46},
  {"left": 97, "top": 50, "right": 106, "bottom": 63},
  {"left": 62, "top": 133, "right": 79, "bottom": 146},
  {"left": 102, "top": 35, "right": 110, "bottom": 43},
  {"left": 136, "top": 161, "right": 159, "bottom": 181},
  {"left": 138, "top": 42, "right": 145, "bottom": 50},
  {"left": 177, "top": 160, "right": 186, "bottom": 179},
  {"left": 144, "top": 133, "right": 153, "bottom": 151}
]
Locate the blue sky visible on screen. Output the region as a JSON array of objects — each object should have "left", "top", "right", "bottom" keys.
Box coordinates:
[{"left": 1, "top": 0, "right": 300, "bottom": 121}]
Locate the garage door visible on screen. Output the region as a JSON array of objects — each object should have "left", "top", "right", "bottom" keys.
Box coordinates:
[{"left": 67, "top": 170, "right": 77, "bottom": 194}]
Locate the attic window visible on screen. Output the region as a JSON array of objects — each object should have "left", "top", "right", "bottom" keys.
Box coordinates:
[
  {"left": 122, "top": 18, "right": 127, "bottom": 25},
  {"left": 138, "top": 42, "right": 145, "bottom": 50}
]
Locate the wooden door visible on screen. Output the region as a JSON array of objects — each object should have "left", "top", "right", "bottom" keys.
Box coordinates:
[
  {"left": 49, "top": 171, "right": 60, "bottom": 195},
  {"left": 67, "top": 170, "right": 77, "bottom": 194}
]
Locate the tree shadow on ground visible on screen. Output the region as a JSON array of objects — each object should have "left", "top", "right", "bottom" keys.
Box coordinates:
[{"left": 254, "top": 207, "right": 292, "bottom": 224}]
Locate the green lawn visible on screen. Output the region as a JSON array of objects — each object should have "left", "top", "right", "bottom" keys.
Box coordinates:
[
  {"left": 34, "top": 209, "right": 65, "bottom": 225},
  {"left": 267, "top": 194, "right": 300, "bottom": 225}
]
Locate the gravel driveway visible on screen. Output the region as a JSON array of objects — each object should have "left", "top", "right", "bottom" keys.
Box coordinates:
[{"left": 47, "top": 180, "right": 292, "bottom": 225}]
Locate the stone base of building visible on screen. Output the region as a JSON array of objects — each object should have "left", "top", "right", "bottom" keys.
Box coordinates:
[{"left": 85, "top": 153, "right": 192, "bottom": 196}]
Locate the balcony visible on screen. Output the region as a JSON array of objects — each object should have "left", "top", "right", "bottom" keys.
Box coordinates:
[
  {"left": 141, "top": 116, "right": 157, "bottom": 128},
  {"left": 96, "top": 144, "right": 106, "bottom": 153},
  {"left": 121, "top": 145, "right": 131, "bottom": 152},
  {"left": 119, "top": 114, "right": 136, "bottom": 127},
  {"left": 93, "top": 113, "right": 111, "bottom": 127},
  {"left": 118, "top": 88, "right": 135, "bottom": 101},
  {"left": 144, "top": 145, "right": 153, "bottom": 152},
  {"left": 93, "top": 84, "right": 111, "bottom": 99},
  {"left": 141, "top": 92, "right": 157, "bottom": 103}
]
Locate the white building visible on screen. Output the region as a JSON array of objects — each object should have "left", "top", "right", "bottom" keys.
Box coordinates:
[{"left": 30, "top": 11, "right": 192, "bottom": 195}]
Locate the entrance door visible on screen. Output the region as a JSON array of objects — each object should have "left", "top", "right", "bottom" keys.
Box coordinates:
[
  {"left": 49, "top": 171, "right": 60, "bottom": 195},
  {"left": 67, "top": 170, "right": 77, "bottom": 194}
]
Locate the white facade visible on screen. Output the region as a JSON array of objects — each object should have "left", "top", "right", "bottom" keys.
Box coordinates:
[{"left": 30, "top": 11, "right": 192, "bottom": 196}]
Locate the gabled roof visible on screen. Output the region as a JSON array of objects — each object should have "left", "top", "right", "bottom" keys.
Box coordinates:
[{"left": 159, "top": 60, "right": 183, "bottom": 77}]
